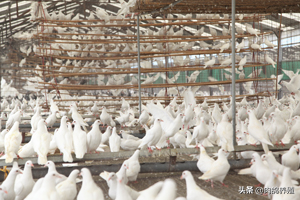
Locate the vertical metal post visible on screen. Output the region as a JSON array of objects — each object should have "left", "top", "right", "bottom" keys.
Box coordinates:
[
  {"left": 231, "top": 0, "right": 237, "bottom": 151},
  {"left": 137, "top": 15, "right": 142, "bottom": 115},
  {"left": 276, "top": 14, "right": 282, "bottom": 99}
]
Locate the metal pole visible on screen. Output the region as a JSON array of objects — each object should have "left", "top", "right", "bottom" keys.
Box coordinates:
[
  {"left": 231, "top": 0, "right": 237, "bottom": 151},
  {"left": 137, "top": 15, "right": 142, "bottom": 115},
  {"left": 276, "top": 14, "right": 282, "bottom": 99}
]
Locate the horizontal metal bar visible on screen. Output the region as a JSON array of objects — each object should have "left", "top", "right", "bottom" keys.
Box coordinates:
[
  {"left": 0, "top": 159, "right": 251, "bottom": 182},
  {"left": 0, "top": 143, "right": 292, "bottom": 168}
]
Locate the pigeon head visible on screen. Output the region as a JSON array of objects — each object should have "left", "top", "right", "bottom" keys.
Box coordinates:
[
  {"left": 107, "top": 172, "right": 116, "bottom": 181},
  {"left": 249, "top": 158, "right": 255, "bottom": 165},
  {"left": 25, "top": 160, "right": 34, "bottom": 167},
  {"left": 180, "top": 170, "right": 191, "bottom": 180},
  {"left": 261, "top": 154, "right": 267, "bottom": 161},
  {"left": 291, "top": 145, "right": 299, "bottom": 153}
]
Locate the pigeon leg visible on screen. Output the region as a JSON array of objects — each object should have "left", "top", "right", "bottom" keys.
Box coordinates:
[
  {"left": 17, "top": 155, "right": 23, "bottom": 160},
  {"left": 221, "top": 182, "right": 228, "bottom": 187},
  {"left": 205, "top": 179, "right": 210, "bottom": 183},
  {"left": 210, "top": 180, "right": 214, "bottom": 188},
  {"left": 0, "top": 152, "right": 3, "bottom": 157},
  {"left": 280, "top": 140, "right": 285, "bottom": 147},
  {"left": 250, "top": 143, "right": 257, "bottom": 147},
  {"left": 148, "top": 147, "right": 153, "bottom": 153},
  {"left": 274, "top": 142, "right": 279, "bottom": 147},
  {"left": 254, "top": 183, "right": 261, "bottom": 187}
]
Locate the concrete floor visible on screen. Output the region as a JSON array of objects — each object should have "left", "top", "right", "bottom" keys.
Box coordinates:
[{"left": 75, "top": 171, "right": 269, "bottom": 200}]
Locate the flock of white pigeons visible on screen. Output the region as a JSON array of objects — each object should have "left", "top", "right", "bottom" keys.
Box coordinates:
[
  {"left": 0, "top": 1, "right": 299, "bottom": 200},
  {"left": 1, "top": 82, "right": 300, "bottom": 199},
  {"left": 10, "top": 1, "right": 282, "bottom": 100}
]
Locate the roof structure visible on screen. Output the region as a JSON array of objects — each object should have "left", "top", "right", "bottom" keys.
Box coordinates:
[{"left": 0, "top": 0, "right": 300, "bottom": 52}]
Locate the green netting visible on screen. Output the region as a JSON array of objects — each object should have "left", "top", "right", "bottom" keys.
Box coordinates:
[{"left": 150, "top": 61, "right": 300, "bottom": 85}]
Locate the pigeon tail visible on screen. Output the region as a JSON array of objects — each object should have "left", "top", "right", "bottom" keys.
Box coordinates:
[
  {"left": 63, "top": 150, "right": 73, "bottom": 162},
  {"left": 5, "top": 152, "right": 14, "bottom": 163},
  {"left": 238, "top": 168, "right": 252, "bottom": 175},
  {"left": 262, "top": 143, "right": 270, "bottom": 154},
  {"left": 38, "top": 154, "right": 47, "bottom": 165}
]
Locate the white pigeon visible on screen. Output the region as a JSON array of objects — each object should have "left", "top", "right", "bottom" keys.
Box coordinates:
[
  {"left": 100, "top": 171, "right": 139, "bottom": 200},
  {"left": 238, "top": 55, "right": 247, "bottom": 71},
  {"left": 32, "top": 119, "right": 52, "bottom": 165},
  {"left": 69, "top": 104, "right": 88, "bottom": 131},
  {"left": 246, "top": 24, "right": 259, "bottom": 37},
  {"left": 264, "top": 38, "right": 275, "bottom": 48},
  {"left": 247, "top": 110, "right": 273, "bottom": 153},
  {"left": 199, "top": 149, "right": 230, "bottom": 188},
  {"left": 204, "top": 57, "right": 215, "bottom": 68},
  {"left": 219, "top": 42, "right": 230, "bottom": 53},
  {"left": 265, "top": 54, "right": 276, "bottom": 68},
  {"left": 282, "top": 145, "right": 299, "bottom": 171},
  {"left": 216, "top": 114, "right": 234, "bottom": 152},
  {"left": 15, "top": 160, "right": 35, "bottom": 200},
  {"left": 0, "top": 129, "right": 9, "bottom": 153},
  {"left": 115, "top": 164, "right": 132, "bottom": 200},
  {"left": 251, "top": 43, "right": 262, "bottom": 51},
  {"left": 109, "top": 127, "right": 121, "bottom": 152},
  {"left": 236, "top": 39, "right": 244, "bottom": 52},
  {"left": 138, "top": 119, "right": 163, "bottom": 152},
  {"left": 56, "top": 169, "right": 79, "bottom": 200},
  {"left": 72, "top": 120, "right": 87, "bottom": 158},
  {"left": 251, "top": 153, "right": 272, "bottom": 185},
  {"left": 77, "top": 168, "right": 104, "bottom": 200},
  {"left": 147, "top": 101, "right": 184, "bottom": 139},
  {"left": 87, "top": 120, "right": 102, "bottom": 153},
  {"left": 28, "top": 172, "right": 62, "bottom": 200},
  {"left": 46, "top": 111, "right": 59, "bottom": 128},
  {"left": 138, "top": 110, "right": 150, "bottom": 125},
  {"left": 100, "top": 106, "right": 111, "bottom": 127},
  {"left": 155, "top": 179, "right": 177, "bottom": 200},
  {"left": 1, "top": 163, "right": 23, "bottom": 200},
  {"left": 197, "top": 146, "right": 215, "bottom": 174},
  {"left": 30, "top": 106, "right": 43, "bottom": 133},
  {"left": 192, "top": 118, "right": 209, "bottom": 147},
  {"left": 220, "top": 58, "right": 232, "bottom": 67},
  {"left": 55, "top": 116, "right": 73, "bottom": 162},
  {"left": 124, "top": 150, "right": 140, "bottom": 182},
  {"left": 5, "top": 121, "right": 22, "bottom": 163},
  {"left": 181, "top": 170, "right": 223, "bottom": 200},
  {"left": 100, "top": 126, "right": 112, "bottom": 146},
  {"left": 6, "top": 110, "right": 22, "bottom": 129}
]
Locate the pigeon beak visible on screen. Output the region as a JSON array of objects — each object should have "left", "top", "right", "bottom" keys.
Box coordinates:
[
  {"left": 297, "top": 149, "right": 299, "bottom": 153},
  {"left": 249, "top": 161, "right": 253, "bottom": 165},
  {"left": 90, "top": 125, "right": 93, "bottom": 128},
  {"left": 180, "top": 175, "right": 184, "bottom": 179},
  {"left": 43, "top": 164, "right": 47, "bottom": 167},
  {"left": 31, "top": 164, "right": 34, "bottom": 167}
]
